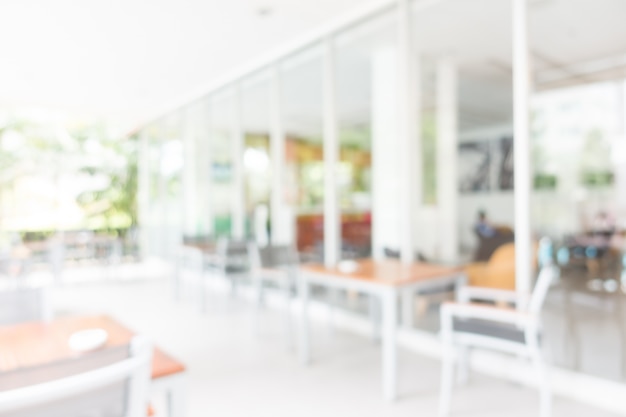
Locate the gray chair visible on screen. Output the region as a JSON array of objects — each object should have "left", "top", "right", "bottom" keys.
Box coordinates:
[
  {"left": 0, "top": 287, "right": 51, "bottom": 326},
  {"left": 173, "top": 245, "right": 205, "bottom": 302},
  {"left": 201, "top": 238, "right": 251, "bottom": 308},
  {"left": 249, "top": 244, "right": 300, "bottom": 344},
  {"left": 439, "top": 265, "right": 556, "bottom": 417},
  {"left": 250, "top": 244, "right": 300, "bottom": 302},
  {"left": 0, "top": 336, "right": 152, "bottom": 417}
]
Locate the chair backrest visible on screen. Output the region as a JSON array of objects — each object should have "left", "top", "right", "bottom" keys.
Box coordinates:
[
  {"left": 216, "top": 238, "right": 249, "bottom": 258},
  {"left": 251, "top": 244, "right": 299, "bottom": 269},
  {"left": 0, "top": 287, "right": 50, "bottom": 326},
  {"left": 0, "top": 337, "right": 152, "bottom": 417},
  {"left": 528, "top": 265, "right": 556, "bottom": 315}
]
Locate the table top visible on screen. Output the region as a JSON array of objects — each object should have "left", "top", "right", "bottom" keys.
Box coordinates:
[
  {"left": 0, "top": 315, "right": 185, "bottom": 380},
  {"left": 300, "top": 259, "right": 464, "bottom": 287}
]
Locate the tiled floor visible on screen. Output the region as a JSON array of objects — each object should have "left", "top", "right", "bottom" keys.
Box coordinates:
[{"left": 50, "top": 272, "right": 621, "bottom": 417}]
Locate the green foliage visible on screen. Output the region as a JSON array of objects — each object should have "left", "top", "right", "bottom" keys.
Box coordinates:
[
  {"left": 578, "top": 128, "right": 613, "bottom": 188},
  {"left": 422, "top": 111, "right": 437, "bottom": 205},
  {"left": 534, "top": 174, "right": 558, "bottom": 190},
  {"left": 0, "top": 117, "right": 137, "bottom": 233},
  {"left": 76, "top": 134, "right": 138, "bottom": 232}
]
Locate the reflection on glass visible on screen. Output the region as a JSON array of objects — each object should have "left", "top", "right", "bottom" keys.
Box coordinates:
[
  {"left": 242, "top": 79, "right": 271, "bottom": 240},
  {"left": 210, "top": 93, "right": 235, "bottom": 237},
  {"left": 282, "top": 48, "right": 324, "bottom": 259}
]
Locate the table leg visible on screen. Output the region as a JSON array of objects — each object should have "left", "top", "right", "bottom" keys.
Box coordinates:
[
  {"left": 255, "top": 273, "right": 265, "bottom": 308},
  {"left": 369, "top": 294, "right": 381, "bottom": 342},
  {"left": 327, "top": 288, "right": 339, "bottom": 336},
  {"left": 151, "top": 373, "right": 186, "bottom": 417},
  {"left": 199, "top": 271, "right": 207, "bottom": 313},
  {"left": 401, "top": 288, "right": 414, "bottom": 329},
  {"left": 252, "top": 273, "right": 263, "bottom": 336},
  {"left": 285, "top": 278, "right": 294, "bottom": 350},
  {"left": 382, "top": 288, "right": 398, "bottom": 401},
  {"left": 173, "top": 255, "right": 181, "bottom": 301},
  {"left": 455, "top": 274, "right": 468, "bottom": 299},
  {"left": 166, "top": 374, "right": 186, "bottom": 417},
  {"left": 298, "top": 274, "right": 311, "bottom": 365}
]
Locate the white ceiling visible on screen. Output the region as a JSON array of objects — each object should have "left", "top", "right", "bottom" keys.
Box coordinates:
[
  {"left": 1, "top": 0, "right": 625, "bottom": 136},
  {"left": 0, "top": 0, "right": 369, "bottom": 133},
  {"left": 204, "top": 0, "right": 626, "bottom": 139}
]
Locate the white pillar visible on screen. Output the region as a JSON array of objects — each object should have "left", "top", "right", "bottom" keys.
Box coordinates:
[
  {"left": 323, "top": 37, "right": 340, "bottom": 267},
  {"left": 158, "top": 141, "right": 168, "bottom": 257},
  {"left": 232, "top": 85, "right": 246, "bottom": 239},
  {"left": 436, "top": 57, "right": 459, "bottom": 262},
  {"left": 270, "top": 65, "right": 289, "bottom": 245},
  {"left": 137, "top": 133, "right": 150, "bottom": 257},
  {"left": 513, "top": 0, "right": 532, "bottom": 295},
  {"left": 372, "top": 48, "right": 401, "bottom": 261},
  {"left": 182, "top": 106, "right": 198, "bottom": 237},
  {"left": 615, "top": 81, "right": 626, "bottom": 217},
  {"left": 397, "top": 0, "right": 419, "bottom": 264},
  {"left": 197, "top": 99, "right": 214, "bottom": 237}
]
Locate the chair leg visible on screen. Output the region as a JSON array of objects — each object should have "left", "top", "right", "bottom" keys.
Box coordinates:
[
  {"left": 285, "top": 281, "right": 294, "bottom": 350},
  {"left": 255, "top": 275, "right": 265, "bottom": 308},
  {"left": 439, "top": 343, "right": 455, "bottom": 416},
  {"left": 528, "top": 339, "right": 551, "bottom": 417},
  {"left": 230, "top": 277, "right": 238, "bottom": 298},
  {"left": 252, "top": 276, "right": 263, "bottom": 336},
  {"left": 327, "top": 288, "right": 339, "bottom": 336},
  {"left": 456, "top": 346, "right": 470, "bottom": 385},
  {"left": 173, "top": 260, "right": 181, "bottom": 301},
  {"left": 200, "top": 273, "right": 208, "bottom": 313},
  {"left": 534, "top": 354, "right": 551, "bottom": 417}
]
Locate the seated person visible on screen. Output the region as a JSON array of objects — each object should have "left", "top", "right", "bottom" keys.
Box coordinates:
[
  {"left": 472, "top": 211, "right": 514, "bottom": 262},
  {"left": 474, "top": 210, "right": 496, "bottom": 238},
  {"left": 591, "top": 211, "right": 615, "bottom": 241},
  {"left": 571, "top": 211, "right": 616, "bottom": 255}
]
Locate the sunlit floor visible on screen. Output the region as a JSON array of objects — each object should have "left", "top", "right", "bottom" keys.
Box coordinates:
[{"left": 48, "top": 269, "right": 619, "bottom": 417}]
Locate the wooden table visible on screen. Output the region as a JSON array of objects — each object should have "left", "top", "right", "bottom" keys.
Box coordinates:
[
  {"left": 297, "top": 259, "right": 466, "bottom": 401},
  {"left": 0, "top": 315, "right": 187, "bottom": 416}
]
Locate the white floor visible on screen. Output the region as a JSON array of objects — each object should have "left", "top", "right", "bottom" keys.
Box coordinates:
[{"left": 51, "top": 274, "right": 620, "bottom": 417}]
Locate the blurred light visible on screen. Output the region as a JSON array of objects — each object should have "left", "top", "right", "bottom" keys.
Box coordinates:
[
  {"left": 603, "top": 279, "right": 618, "bottom": 293},
  {"left": 244, "top": 148, "right": 269, "bottom": 173},
  {"left": 587, "top": 279, "right": 603, "bottom": 292}
]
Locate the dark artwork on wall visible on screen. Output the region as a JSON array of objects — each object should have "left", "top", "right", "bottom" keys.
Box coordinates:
[
  {"left": 498, "top": 136, "right": 514, "bottom": 190},
  {"left": 458, "top": 142, "right": 491, "bottom": 193}
]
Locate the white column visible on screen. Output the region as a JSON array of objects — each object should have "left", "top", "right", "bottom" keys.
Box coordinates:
[
  {"left": 323, "top": 37, "right": 340, "bottom": 267},
  {"left": 182, "top": 106, "right": 198, "bottom": 237},
  {"left": 158, "top": 141, "right": 168, "bottom": 257},
  {"left": 270, "top": 65, "right": 289, "bottom": 245},
  {"left": 614, "top": 81, "right": 626, "bottom": 216},
  {"left": 203, "top": 99, "right": 215, "bottom": 236},
  {"left": 372, "top": 48, "right": 401, "bottom": 261},
  {"left": 513, "top": 0, "right": 532, "bottom": 295},
  {"left": 397, "top": 0, "right": 418, "bottom": 264},
  {"left": 232, "top": 85, "right": 246, "bottom": 239},
  {"left": 137, "top": 133, "right": 150, "bottom": 258},
  {"left": 436, "top": 57, "right": 459, "bottom": 262}
]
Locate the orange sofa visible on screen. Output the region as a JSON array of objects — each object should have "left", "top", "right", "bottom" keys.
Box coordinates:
[{"left": 465, "top": 242, "right": 537, "bottom": 290}]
